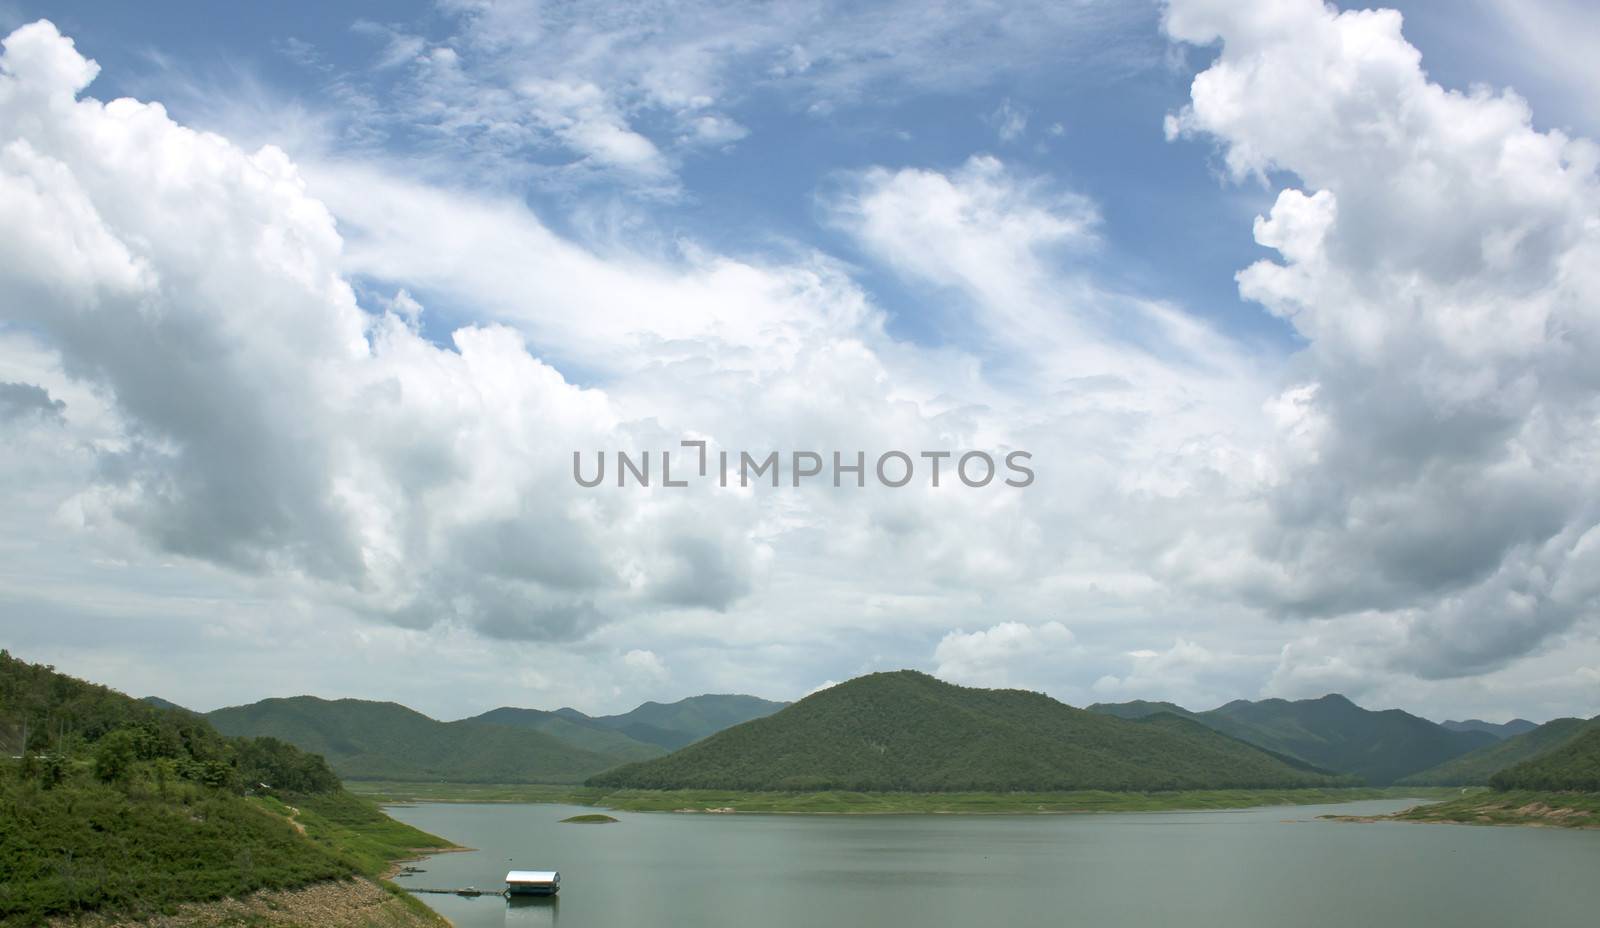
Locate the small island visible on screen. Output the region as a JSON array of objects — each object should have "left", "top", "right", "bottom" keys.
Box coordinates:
[{"left": 561, "top": 813, "right": 620, "bottom": 824}]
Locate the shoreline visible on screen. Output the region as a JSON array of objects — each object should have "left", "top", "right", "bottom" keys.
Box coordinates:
[
  {"left": 356, "top": 783, "right": 1460, "bottom": 816},
  {"left": 1327, "top": 789, "right": 1600, "bottom": 830}
]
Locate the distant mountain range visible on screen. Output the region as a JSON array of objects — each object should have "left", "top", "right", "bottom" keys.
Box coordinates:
[
  {"left": 1087, "top": 694, "right": 1498, "bottom": 785},
  {"left": 589, "top": 671, "right": 1352, "bottom": 791},
  {"left": 1488, "top": 720, "right": 1600, "bottom": 791},
  {"left": 184, "top": 676, "right": 1595, "bottom": 792},
  {"left": 469, "top": 694, "right": 789, "bottom": 751},
  {"left": 1441, "top": 718, "right": 1539, "bottom": 739},
  {"left": 1401, "top": 717, "right": 1594, "bottom": 786},
  {"left": 203, "top": 693, "right": 785, "bottom": 783}
]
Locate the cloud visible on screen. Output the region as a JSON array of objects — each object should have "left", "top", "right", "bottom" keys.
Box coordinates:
[
  {"left": 0, "top": 20, "right": 774, "bottom": 642},
  {"left": 986, "top": 98, "right": 1029, "bottom": 143},
  {"left": 255, "top": 0, "right": 1160, "bottom": 193},
  {"left": 1161, "top": 0, "right": 1600, "bottom": 676},
  {"left": 0, "top": 381, "right": 64, "bottom": 421},
  {"left": 622, "top": 648, "right": 668, "bottom": 681},
  {"left": 933, "top": 621, "right": 1078, "bottom": 690},
  {"left": 1, "top": 20, "right": 1146, "bottom": 663},
  {"left": 5, "top": 4, "right": 1600, "bottom": 722},
  {"left": 1090, "top": 637, "right": 1256, "bottom": 707}
]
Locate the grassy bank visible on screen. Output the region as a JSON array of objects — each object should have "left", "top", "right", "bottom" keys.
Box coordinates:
[
  {"left": 1390, "top": 790, "right": 1600, "bottom": 828},
  {"left": 349, "top": 781, "right": 1458, "bottom": 814},
  {"left": 252, "top": 791, "right": 457, "bottom": 877},
  {"left": 0, "top": 651, "right": 454, "bottom": 927}
]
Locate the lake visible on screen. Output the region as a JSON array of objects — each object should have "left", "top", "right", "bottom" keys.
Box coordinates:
[{"left": 385, "top": 799, "right": 1600, "bottom": 927}]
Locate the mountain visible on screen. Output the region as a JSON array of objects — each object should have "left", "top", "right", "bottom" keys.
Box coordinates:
[
  {"left": 208, "top": 696, "right": 630, "bottom": 783},
  {"left": 1400, "top": 717, "right": 1591, "bottom": 786},
  {"left": 1085, "top": 699, "right": 1195, "bottom": 721},
  {"left": 464, "top": 706, "right": 668, "bottom": 761},
  {"left": 532, "top": 694, "right": 790, "bottom": 750},
  {"left": 588, "top": 671, "right": 1351, "bottom": 792},
  {"left": 1089, "top": 693, "right": 1496, "bottom": 784},
  {"left": 140, "top": 695, "right": 195, "bottom": 714},
  {"left": 1441, "top": 718, "right": 1539, "bottom": 739},
  {"left": 1490, "top": 719, "right": 1600, "bottom": 792}
]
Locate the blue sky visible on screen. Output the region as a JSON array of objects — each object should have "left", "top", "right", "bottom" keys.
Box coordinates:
[
  {"left": 2, "top": 0, "right": 1598, "bottom": 722},
  {"left": 14, "top": 0, "right": 1591, "bottom": 358}
]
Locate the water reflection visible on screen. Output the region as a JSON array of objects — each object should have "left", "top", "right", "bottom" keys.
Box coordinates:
[{"left": 506, "top": 894, "right": 560, "bottom": 925}]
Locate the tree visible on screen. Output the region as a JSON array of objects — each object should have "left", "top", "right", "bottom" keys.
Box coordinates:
[{"left": 93, "top": 728, "right": 139, "bottom": 784}]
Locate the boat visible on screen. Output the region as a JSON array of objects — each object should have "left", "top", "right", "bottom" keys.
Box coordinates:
[{"left": 505, "top": 870, "right": 560, "bottom": 896}]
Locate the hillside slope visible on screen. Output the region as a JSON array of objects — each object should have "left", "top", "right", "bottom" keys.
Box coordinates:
[
  {"left": 208, "top": 697, "right": 623, "bottom": 784},
  {"left": 1085, "top": 700, "right": 1195, "bottom": 721},
  {"left": 539, "top": 694, "right": 790, "bottom": 750},
  {"left": 1090, "top": 693, "right": 1495, "bottom": 784},
  {"left": 1201, "top": 695, "right": 1496, "bottom": 785},
  {"left": 1400, "top": 717, "right": 1590, "bottom": 786},
  {"left": 1490, "top": 720, "right": 1600, "bottom": 792},
  {"left": 0, "top": 651, "right": 445, "bottom": 927},
  {"left": 465, "top": 706, "right": 667, "bottom": 761},
  {"left": 1441, "top": 718, "right": 1538, "bottom": 739},
  {"left": 589, "top": 671, "right": 1350, "bottom": 792}
]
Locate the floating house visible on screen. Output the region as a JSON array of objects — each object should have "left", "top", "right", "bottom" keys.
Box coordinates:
[{"left": 505, "top": 870, "right": 561, "bottom": 896}]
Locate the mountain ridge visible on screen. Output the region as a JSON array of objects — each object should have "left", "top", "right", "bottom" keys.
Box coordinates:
[
  {"left": 1088, "top": 692, "right": 1496, "bottom": 784},
  {"left": 1400, "top": 717, "right": 1591, "bottom": 786},
  {"left": 590, "top": 671, "right": 1353, "bottom": 792}
]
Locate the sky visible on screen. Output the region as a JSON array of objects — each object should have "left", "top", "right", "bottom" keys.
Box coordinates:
[{"left": 2, "top": 0, "right": 1598, "bottom": 724}]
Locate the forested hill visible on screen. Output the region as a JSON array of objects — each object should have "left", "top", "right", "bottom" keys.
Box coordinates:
[
  {"left": 1490, "top": 719, "right": 1600, "bottom": 792},
  {"left": 1441, "top": 718, "right": 1539, "bottom": 739},
  {"left": 588, "top": 671, "right": 1352, "bottom": 792},
  {"left": 1090, "top": 693, "right": 1496, "bottom": 784},
  {"left": 467, "top": 693, "right": 787, "bottom": 752},
  {"left": 207, "top": 696, "right": 631, "bottom": 784},
  {"left": 0, "top": 650, "right": 445, "bottom": 927},
  {"left": 1400, "top": 717, "right": 1591, "bottom": 786}
]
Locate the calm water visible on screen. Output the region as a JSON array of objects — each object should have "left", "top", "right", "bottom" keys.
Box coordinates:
[{"left": 385, "top": 800, "right": 1600, "bottom": 928}]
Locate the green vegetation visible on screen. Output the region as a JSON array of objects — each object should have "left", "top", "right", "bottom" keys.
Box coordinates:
[
  {"left": 1393, "top": 790, "right": 1600, "bottom": 828},
  {"left": 207, "top": 695, "right": 634, "bottom": 783},
  {"left": 1440, "top": 718, "right": 1538, "bottom": 739},
  {"left": 560, "top": 813, "right": 619, "bottom": 823},
  {"left": 472, "top": 693, "right": 789, "bottom": 751},
  {"left": 269, "top": 791, "right": 454, "bottom": 877},
  {"left": 1489, "top": 720, "right": 1600, "bottom": 792},
  {"left": 204, "top": 693, "right": 789, "bottom": 789},
  {"left": 462, "top": 707, "right": 668, "bottom": 761},
  {"left": 588, "top": 671, "right": 1355, "bottom": 792},
  {"left": 0, "top": 651, "right": 450, "bottom": 927},
  {"left": 351, "top": 780, "right": 1456, "bottom": 814},
  {"left": 1400, "top": 717, "right": 1591, "bottom": 786},
  {"left": 1090, "top": 693, "right": 1497, "bottom": 784}
]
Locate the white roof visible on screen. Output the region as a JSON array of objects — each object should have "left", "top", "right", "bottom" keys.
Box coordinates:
[{"left": 505, "top": 870, "right": 559, "bottom": 883}]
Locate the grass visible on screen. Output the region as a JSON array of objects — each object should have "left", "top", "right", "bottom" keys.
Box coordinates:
[
  {"left": 350, "top": 781, "right": 1460, "bottom": 814},
  {"left": 559, "top": 813, "right": 619, "bottom": 823},
  {"left": 1392, "top": 789, "right": 1600, "bottom": 828},
  {"left": 0, "top": 778, "right": 353, "bottom": 927},
  {"left": 250, "top": 791, "right": 455, "bottom": 877}
]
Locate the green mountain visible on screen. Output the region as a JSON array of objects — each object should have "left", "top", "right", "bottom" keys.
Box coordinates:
[
  {"left": 140, "top": 695, "right": 194, "bottom": 714},
  {"left": 464, "top": 706, "right": 668, "bottom": 761},
  {"left": 588, "top": 671, "right": 1351, "bottom": 792},
  {"left": 1400, "top": 717, "right": 1590, "bottom": 786},
  {"left": 0, "top": 651, "right": 442, "bottom": 927},
  {"left": 1441, "top": 718, "right": 1539, "bottom": 739},
  {"left": 1490, "top": 719, "right": 1600, "bottom": 792},
  {"left": 208, "top": 696, "right": 625, "bottom": 783},
  {"left": 538, "top": 694, "right": 790, "bottom": 750},
  {"left": 1085, "top": 700, "right": 1196, "bottom": 721},
  {"left": 1089, "top": 693, "right": 1495, "bottom": 785}
]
